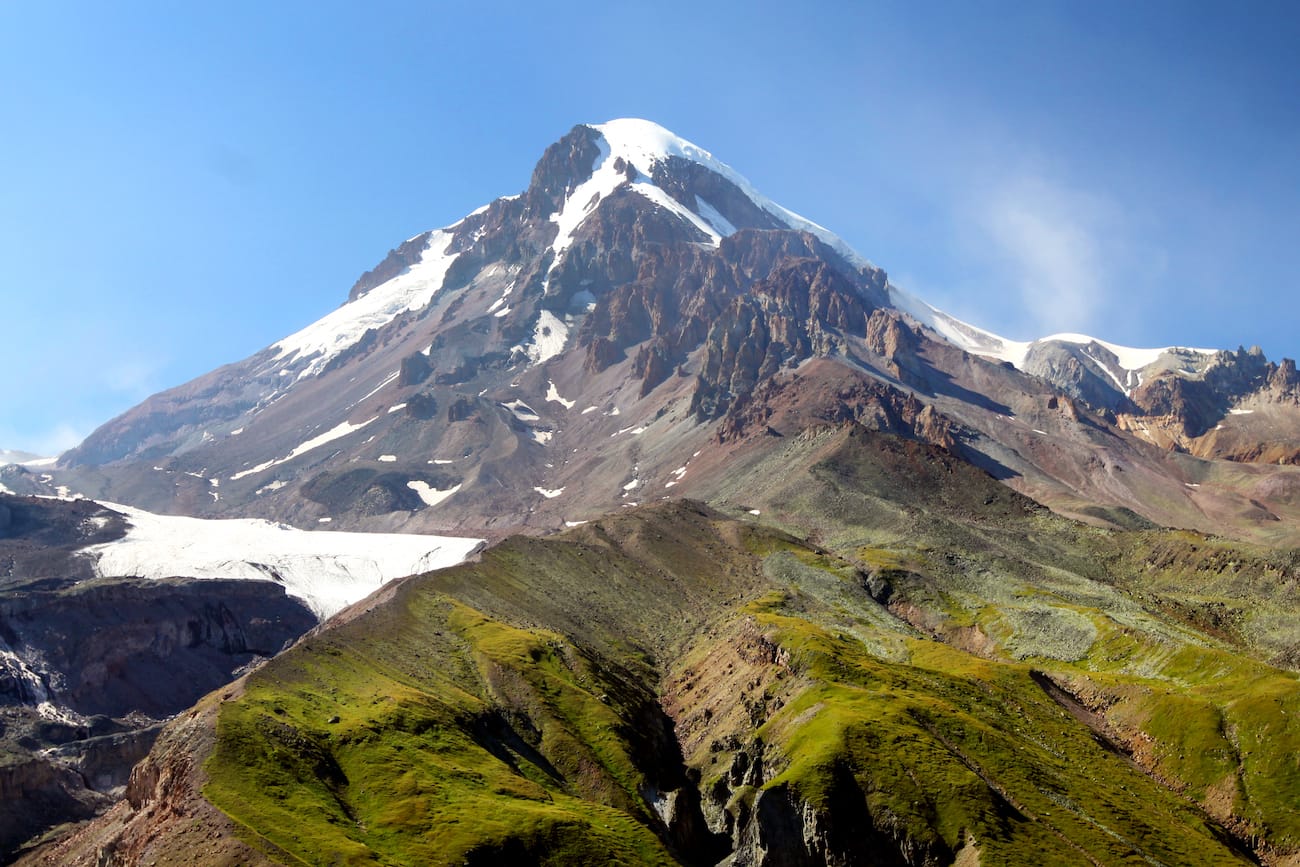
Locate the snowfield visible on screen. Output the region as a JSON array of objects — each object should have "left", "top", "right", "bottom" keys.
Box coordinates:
[{"left": 84, "top": 503, "right": 485, "bottom": 618}]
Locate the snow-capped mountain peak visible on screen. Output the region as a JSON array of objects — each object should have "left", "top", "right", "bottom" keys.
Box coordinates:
[
  {"left": 62, "top": 117, "right": 1298, "bottom": 542},
  {"left": 590, "top": 118, "right": 718, "bottom": 174},
  {"left": 583, "top": 119, "right": 869, "bottom": 268}
]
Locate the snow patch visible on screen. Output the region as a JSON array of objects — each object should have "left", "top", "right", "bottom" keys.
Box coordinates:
[
  {"left": 378, "top": 455, "right": 397, "bottom": 462},
  {"left": 534, "top": 486, "right": 564, "bottom": 499},
  {"left": 524, "top": 310, "right": 569, "bottom": 366},
  {"left": 502, "top": 400, "right": 541, "bottom": 422},
  {"left": 355, "top": 371, "right": 401, "bottom": 406},
  {"left": 407, "top": 481, "right": 461, "bottom": 507},
  {"left": 564, "top": 520, "right": 588, "bottom": 528},
  {"left": 531, "top": 430, "right": 554, "bottom": 445},
  {"left": 1229, "top": 408, "right": 1255, "bottom": 416},
  {"left": 84, "top": 503, "right": 484, "bottom": 618},
  {"left": 546, "top": 380, "right": 576, "bottom": 409},
  {"left": 545, "top": 137, "right": 623, "bottom": 290},
  {"left": 695, "top": 196, "right": 738, "bottom": 237},
  {"left": 627, "top": 179, "right": 721, "bottom": 243}
]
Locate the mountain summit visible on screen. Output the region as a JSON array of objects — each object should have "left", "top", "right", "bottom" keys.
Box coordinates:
[{"left": 49, "top": 119, "right": 1300, "bottom": 543}]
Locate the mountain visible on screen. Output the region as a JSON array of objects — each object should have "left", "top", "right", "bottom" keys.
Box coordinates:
[
  {"left": 42, "top": 118, "right": 1300, "bottom": 547},
  {"left": 8, "top": 120, "right": 1300, "bottom": 864}
]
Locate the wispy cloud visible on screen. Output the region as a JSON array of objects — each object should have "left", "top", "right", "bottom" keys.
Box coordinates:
[
  {"left": 37, "top": 422, "right": 88, "bottom": 456},
  {"left": 100, "top": 357, "right": 166, "bottom": 401},
  {"left": 0, "top": 421, "right": 88, "bottom": 458},
  {"left": 971, "top": 173, "right": 1113, "bottom": 336}
]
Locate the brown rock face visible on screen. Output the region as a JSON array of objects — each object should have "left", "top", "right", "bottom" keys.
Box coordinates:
[
  {"left": 865, "top": 308, "right": 933, "bottom": 389},
  {"left": 714, "top": 360, "right": 959, "bottom": 453},
  {"left": 1128, "top": 347, "right": 1297, "bottom": 440},
  {"left": 2, "top": 578, "right": 314, "bottom": 719},
  {"left": 522, "top": 124, "right": 604, "bottom": 219},
  {"left": 687, "top": 256, "right": 880, "bottom": 420},
  {"left": 15, "top": 685, "right": 277, "bottom": 867}
]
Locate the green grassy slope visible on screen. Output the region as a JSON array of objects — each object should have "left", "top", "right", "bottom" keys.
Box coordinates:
[{"left": 199, "top": 427, "right": 1300, "bottom": 865}]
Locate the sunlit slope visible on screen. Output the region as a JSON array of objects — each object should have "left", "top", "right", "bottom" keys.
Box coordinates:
[{"left": 189, "top": 441, "right": 1299, "bottom": 864}]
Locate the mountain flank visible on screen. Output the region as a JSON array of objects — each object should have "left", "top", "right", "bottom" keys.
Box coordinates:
[{"left": 22, "top": 428, "right": 1300, "bottom": 865}]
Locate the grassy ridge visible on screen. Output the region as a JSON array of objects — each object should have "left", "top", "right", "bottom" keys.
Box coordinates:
[
  {"left": 199, "top": 428, "right": 1300, "bottom": 864},
  {"left": 748, "top": 596, "right": 1253, "bottom": 865},
  {"left": 207, "top": 592, "right": 677, "bottom": 865}
]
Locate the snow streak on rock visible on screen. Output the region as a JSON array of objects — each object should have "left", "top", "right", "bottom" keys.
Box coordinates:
[
  {"left": 231, "top": 416, "right": 381, "bottom": 480},
  {"left": 273, "top": 228, "right": 462, "bottom": 379}
]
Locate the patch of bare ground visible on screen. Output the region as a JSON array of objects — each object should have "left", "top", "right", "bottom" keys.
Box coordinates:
[{"left": 660, "top": 616, "right": 798, "bottom": 773}]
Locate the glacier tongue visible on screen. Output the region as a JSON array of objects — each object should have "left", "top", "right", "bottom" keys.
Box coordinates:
[{"left": 83, "top": 503, "right": 485, "bottom": 619}]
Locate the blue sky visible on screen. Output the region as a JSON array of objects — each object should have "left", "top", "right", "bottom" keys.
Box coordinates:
[{"left": 2, "top": 1, "right": 1297, "bottom": 455}]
